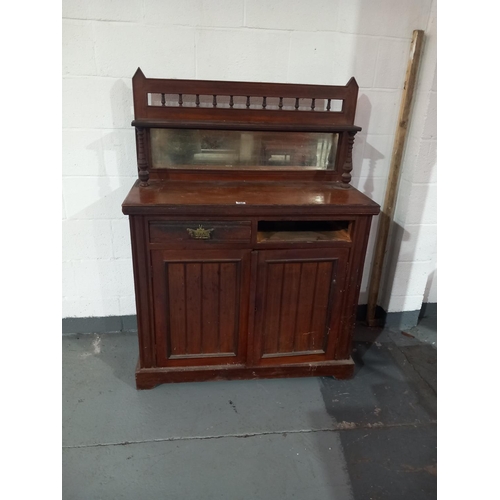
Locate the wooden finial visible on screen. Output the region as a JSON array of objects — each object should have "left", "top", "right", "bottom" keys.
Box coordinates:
[
  {"left": 346, "top": 76, "right": 358, "bottom": 89},
  {"left": 133, "top": 67, "right": 146, "bottom": 81}
]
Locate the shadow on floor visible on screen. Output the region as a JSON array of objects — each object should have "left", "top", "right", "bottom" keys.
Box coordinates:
[
  {"left": 62, "top": 315, "right": 436, "bottom": 500},
  {"left": 317, "top": 315, "right": 437, "bottom": 500}
]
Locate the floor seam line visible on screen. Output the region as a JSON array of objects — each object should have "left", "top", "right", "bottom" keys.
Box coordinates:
[{"left": 62, "top": 420, "right": 437, "bottom": 450}]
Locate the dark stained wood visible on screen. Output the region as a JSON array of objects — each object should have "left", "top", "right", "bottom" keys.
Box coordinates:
[
  {"left": 129, "top": 216, "right": 154, "bottom": 368},
  {"left": 132, "top": 119, "right": 362, "bottom": 133},
  {"left": 135, "top": 357, "right": 355, "bottom": 389},
  {"left": 294, "top": 262, "right": 319, "bottom": 352},
  {"left": 124, "top": 70, "right": 380, "bottom": 388},
  {"left": 151, "top": 249, "right": 169, "bottom": 362},
  {"left": 309, "top": 261, "right": 334, "bottom": 352},
  {"left": 134, "top": 74, "right": 358, "bottom": 103},
  {"left": 132, "top": 68, "right": 359, "bottom": 124},
  {"left": 185, "top": 263, "right": 202, "bottom": 354},
  {"left": 219, "top": 262, "right": 238, "bottom": 353},
  {"left": 136, "top": 127, "right": 149, "bottom": 186},
  {"left": 147, "top": 169, "right": 347, "bottom": 184},
  {"left": 149, "top": 220, "right": 251, "bottom": 245},
  {"left": 131, "top": 69, "right": 361, "bottom": 183},
  {"left": 201, "top": 262, "right": 220, "bottom": 354},
  {"left": 150, "top": 249, "right": 251, "bottom": 368},
  {"left": 137, "top": 100, "right": 355, "bottom": 127},
  {"left": 341, "top": 131, "right": 356, "bottom": 186},
  {"left": 253, "top": 248, "right": 349, "bottom": 366},
  {"left": 262, "top": 263, "right": 284, "bottom": 356},
  {"left": 123, "top": 180, "right": 379, "bottom": 216},
  {"left": 246, "top": 250, "right": 259, "bottom": 364},
  {"left": 167, "top": 263, "right": 187, "bottom": 356},
  {"left": 335, "top": 216, "right": 372, "bottom": 360},
  {"left": 278, "top": 262, "right": 302, "bottom": 353}
]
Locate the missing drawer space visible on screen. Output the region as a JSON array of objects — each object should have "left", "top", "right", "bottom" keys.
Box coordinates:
[{"left": 257, "top": 220, "right": 351, "bottom": 243}]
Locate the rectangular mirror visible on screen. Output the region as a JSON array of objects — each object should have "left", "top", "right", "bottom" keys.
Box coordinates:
[{"left": 150, "top": 129, "right": 339, "bottom": 170}]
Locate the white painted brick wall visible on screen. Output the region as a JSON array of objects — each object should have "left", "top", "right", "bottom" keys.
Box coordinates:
[
  {"left": 62, "top": 0, "right": 437, "bottom": 319},
  {"left": 145, "top": 0, "right": 245, "bottom": 27},
  {"left": 245, "top": 0, "right": 341, "bottom": 32},
  {"left": 93, "top": 23, "right": 196, "bottom": 79},
  {"left": 373, "top": 39, "right": 412, "bottom": 89},
  {"left": 62, "top": 77, "right": 134, "bottom": 129},
  {"left": 196, "top": 29, "right": 290, "bottom": 82},
  {"left": 336, "top": 0, "right": 432, "bottom": 38},
  {"left": 62, "top": 20, "right": 97, "bottom": 76},
  {"left": 289, "top": 33, "right": 380, "bottom": 87},
  {"left": 355, "top": 90, "right": 402, "bottom": 137},
  {"left": 62, "top": 220, "right": 114, "bottom": 261},
  {"left": 63, "top": 0, "right": 144, "bottom": 22}
]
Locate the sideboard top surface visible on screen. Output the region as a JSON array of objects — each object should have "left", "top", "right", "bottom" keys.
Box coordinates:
[{"left": 122, "top": 180, "right": 380, "bottom": 216}]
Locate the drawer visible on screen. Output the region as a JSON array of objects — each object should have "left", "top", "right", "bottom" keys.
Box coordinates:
[
  {"left": 149, "top": 220, "right": 252, "bottom": 245},
  {"left": 256, "top": 220, "right": 352, "bottom": 245}
]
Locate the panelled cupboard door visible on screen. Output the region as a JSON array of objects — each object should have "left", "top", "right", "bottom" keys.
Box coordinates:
[
  {"left": 252, "top": 248, "right": 349, "bottom": 365},
  {"left": 151, "top": 249, "right": 251, "bottom": 367}
]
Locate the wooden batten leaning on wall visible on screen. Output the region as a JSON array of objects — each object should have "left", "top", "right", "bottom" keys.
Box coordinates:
[{"left": 122, "top": 68, "right": 380, "bottom": 389}]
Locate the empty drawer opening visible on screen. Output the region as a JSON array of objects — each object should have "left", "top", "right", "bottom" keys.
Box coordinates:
[{"left": 257, "top": 220, "right": 351, "bottom": 243}]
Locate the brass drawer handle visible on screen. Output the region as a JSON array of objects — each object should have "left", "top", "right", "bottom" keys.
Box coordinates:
[{"left": 186, "top": 225, "right": 214, "bottom": 240}]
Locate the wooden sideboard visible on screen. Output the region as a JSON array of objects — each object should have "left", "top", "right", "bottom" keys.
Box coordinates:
[{"left": 122, "top": 69, "right": 380, "bottom": 389}]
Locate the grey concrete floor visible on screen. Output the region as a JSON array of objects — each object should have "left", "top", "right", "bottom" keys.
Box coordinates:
[{"left": 63, "top": 314, "right": 437, "bottom": 500}]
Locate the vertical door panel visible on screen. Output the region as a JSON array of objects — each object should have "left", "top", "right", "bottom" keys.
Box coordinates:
[
  {"left": 253, "top": 248, "right": 349, "bottom": 365},
  {"left": 151, "top": 249, "right": 250, "bottom": 367}
]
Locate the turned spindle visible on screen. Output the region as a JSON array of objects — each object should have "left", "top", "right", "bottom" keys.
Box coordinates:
[
  {"left": 136, "top": 127, "right": 149, "bottom": 187},
  {"left": 341, "top": 131, "right": 356, "bottom": 187}
]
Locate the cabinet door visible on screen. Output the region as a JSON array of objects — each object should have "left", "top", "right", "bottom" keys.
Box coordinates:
[
  {"left": 151, "top": 249, "right": 251, "bottom": 367},
  {"left": 252, "top": 248, "right": 349, "bottom": 365}
]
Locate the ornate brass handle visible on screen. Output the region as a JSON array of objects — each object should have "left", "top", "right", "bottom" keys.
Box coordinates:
[{"left": 186, "top": 225, "right": 214, "bottom": 240}]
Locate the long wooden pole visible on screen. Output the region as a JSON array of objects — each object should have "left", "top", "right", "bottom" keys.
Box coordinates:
[{"left": 366, "top": 30, "right": 425, "bottom": 326}]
